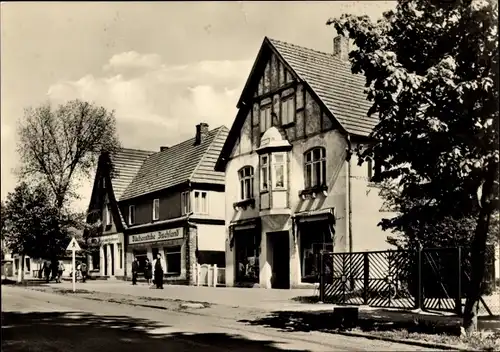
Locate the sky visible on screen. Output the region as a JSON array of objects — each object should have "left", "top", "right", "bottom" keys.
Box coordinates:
[{"left": 1, "top": 1, "right": 395, "bottom": 212}]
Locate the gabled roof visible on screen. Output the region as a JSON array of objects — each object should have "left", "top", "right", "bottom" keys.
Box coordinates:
[
  {"left": 111, "top": 148, "right": 156, "bottom": 200},
  {"left": 120, "top": 126, "right": 228, "bottom": 201},
  {"left": 216, "top": 37, "right": 377, "bottom": 171},
  {"left": 267, "top": 38, "right": 376, "bottom": 136}
]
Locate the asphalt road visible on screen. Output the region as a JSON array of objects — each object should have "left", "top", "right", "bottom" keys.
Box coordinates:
[{"left": 1, "top": 286, "right": 436, "bottom": 351}]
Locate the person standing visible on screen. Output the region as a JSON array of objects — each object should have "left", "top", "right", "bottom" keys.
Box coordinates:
[
  {"left": 57, "top": 261, "right": 65, "bottom": 283},
  {"left": 144, "top": 258, "right": 152, "bottom": 286},
  {"left": 43, "top": 261, "right": 51, "bottom": 283},
  {"left": 154, "top": 253, "right": 164, "bottom": 289},
  {"left": 131, "top": 257, "right": 139, "bottom": 285},
  {"left": 80, "top": 261, "right": 88, "bottom": 283}
]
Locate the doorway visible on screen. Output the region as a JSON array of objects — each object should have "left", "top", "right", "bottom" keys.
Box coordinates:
[
  {"left": 103, "top": 246, "right": 108, "bottom": 276},
  {"left": 269, "top": 231, "right": 290, "bottom": 289},
  {"left": 110, "top": 243, "right": 115, "bottom": 276}
]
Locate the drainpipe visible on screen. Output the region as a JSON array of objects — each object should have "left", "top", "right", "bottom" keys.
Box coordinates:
[{"left": 345, "top": 135, "right": 353, "bottom": 254}]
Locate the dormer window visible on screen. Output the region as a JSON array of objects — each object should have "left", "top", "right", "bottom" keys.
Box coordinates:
[
  {"left": 238, "top": 166, "right": 254, "bottom": 200},
  {"left": 304, "top": 147, "right": 326, "bottom": 189}
]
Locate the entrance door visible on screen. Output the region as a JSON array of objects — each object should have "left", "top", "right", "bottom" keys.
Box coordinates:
[{"left": 270, "top": 231, "right": 290, "bottom": 289}]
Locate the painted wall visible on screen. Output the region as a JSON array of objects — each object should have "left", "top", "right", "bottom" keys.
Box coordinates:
[
  {"left": 196, "top": 224, "right": 226, "bottom": 252},
  {"left": 190, "top": 190, "right": 225, "bottom": 220},
  {"left": 119, "top": 191, "right": 183, "bottom": 226}
]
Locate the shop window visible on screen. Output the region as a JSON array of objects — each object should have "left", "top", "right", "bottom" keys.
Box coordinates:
[
  {"left": 272, "top": 153, "right": 287, "bottom": 189},
  {"left": 181, "top": 191, "right": 191, "bottom": 215},
  {"left": 128, "top": 205, "right": 135, "bottom": 225},
  {"left": 238, "top": 166, "right": 254, "bottom": 200},
  {"left": 117, "top": 243, "right": 123, "bottom": 269},
  {"left": 193, "top": 191, "right": 208, "bottom": 214},
  {"left": 234, "top": 230, "right": 260, "bottom": 283},
  {"left": 299, "top": 222, "right": 333, "bottom": 283},
  {"left": 260, "top": 155, "right": 270, "bottom": 192},
  {"left": 165, "top": 246, "right": 181, "bottom": 274},
  {"left": 304, "top": 147, "right": 326, "bottom": 189},
  {"left": 259, "top": 105, "right": 272, "bottom": 134},
  {"left": 153, "top": 198, "right": 160, "bottom": 221},
  {"left": 281, "top": 95, "right": 295, "bottom": 125}
]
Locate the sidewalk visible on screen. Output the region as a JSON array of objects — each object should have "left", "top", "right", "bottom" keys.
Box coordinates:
[{"left": 50, "top": 280, "right": 330, "bottom": 312}]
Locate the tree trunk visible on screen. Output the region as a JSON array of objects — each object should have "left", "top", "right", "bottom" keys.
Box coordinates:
[
  {"left": 17, "top": 254, "right": 25, "bottom": 283},
  {"left": 462, "top": 164, "right": 497, "bottom": 334}
]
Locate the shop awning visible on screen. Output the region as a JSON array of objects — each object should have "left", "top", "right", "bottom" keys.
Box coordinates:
[
  {"left": 229, "top": 217, "right": 261, "bottom": 231},
  {"left": 293, "top": 208, "right": 335, "bottom": 223}
]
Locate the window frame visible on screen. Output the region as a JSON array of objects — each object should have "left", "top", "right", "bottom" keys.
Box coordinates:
[
  {"left": 181, "top": 191, "right": 191, "bottom": 215},
  {"left": 259, "top": 105, "right": 272, "bottom": 134},
  {"left": 164, "top": 246, "right": 182, "bottom": 275},
  {"left": 272, "top": 152, "right": 287, "bottom": 190},
  {"left": 304, "top": 147, "right": 327, "bottom": 189},
  {"left": 193, "top": 190, "right": 209, "bottom": 214},
  {"left": 238, "top": 166, "right": 255, "bottom": 200},
  {"left": 260, "top": 154, "right": 270, "bottom": 192},
  {"left": 152, "top": 198, "right": 160, "bottom": 221},
  {"left": 281, "top": 95, "right": 295, "bottom": 125},
  {"left": 128, "top": 205, "right": 135, "bottom": 225}
]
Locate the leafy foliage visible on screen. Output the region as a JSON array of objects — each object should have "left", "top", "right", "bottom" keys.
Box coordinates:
[
  {"left": 1, "top": 183, "right": 101, "bottom": 260},
  {"left": 327, "top": 0, "right": 498, "bottom": 331},
  {"left": 17, "top": 99, "right": 120, "bottom": 208}
]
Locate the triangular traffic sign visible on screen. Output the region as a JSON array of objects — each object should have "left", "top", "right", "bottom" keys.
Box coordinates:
[{"left": 66, "top": 237, "right": 82, "bottom": 251}]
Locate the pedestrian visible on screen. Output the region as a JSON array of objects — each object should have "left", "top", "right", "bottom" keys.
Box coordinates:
[
  {"left": 154, "top": 253, "right": 164, "bottom": 289},
  {"left": 131, "top": 257, "right": 139, "bottom": 285},
  {"left": 57, "top": 261, "right": 65, "bottom": 283},
  {"left": 43, "top": 261, "right": 51, "bottom": 283},
  {"left": 50, "top": 259, "right": 58, "bottom": 281},
  {"left": 80, "top": 261, "right": 88, "bottom": 283},
  {"left": 144, "top": 258, "right": 152, "bottom": 286}
]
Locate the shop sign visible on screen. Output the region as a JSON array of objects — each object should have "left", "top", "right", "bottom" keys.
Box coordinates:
[{"left": 129, "top": 227, "right": 183, "bottom": 245}]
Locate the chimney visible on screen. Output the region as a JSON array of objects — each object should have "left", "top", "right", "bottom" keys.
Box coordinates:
[
  {"left": 333, "top": 35, "right": 349, "bottom": 61},
  {"left": 195, "top": 123, "right": 209, "bottom": 145},
  {"left": 160, "top": 146, "right": 169, "bottom": 152}
]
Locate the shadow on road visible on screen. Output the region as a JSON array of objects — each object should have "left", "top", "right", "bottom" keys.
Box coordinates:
[{"left": 1, "top": 311, "right": 306, "bottom": 352}]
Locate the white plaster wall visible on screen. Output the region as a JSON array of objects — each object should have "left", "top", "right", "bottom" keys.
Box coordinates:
[
  {"left": 349, "top": 153, "right": 397, "bottom": 252},
  {"left": 197, "top": 224, "right": 226, "bottom": 251}
]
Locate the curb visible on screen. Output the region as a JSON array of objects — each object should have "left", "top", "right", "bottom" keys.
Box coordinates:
[{"left": 334, "top": 330, "right": 464, "bottom": 351}]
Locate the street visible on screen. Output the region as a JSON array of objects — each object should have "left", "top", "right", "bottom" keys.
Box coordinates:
[{"left": 1, "top": 285, "right": 436, "bottom": 351}]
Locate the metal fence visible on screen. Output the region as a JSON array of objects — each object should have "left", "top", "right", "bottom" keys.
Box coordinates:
[{"left": 319, "top": 246, "right": 498, "bottom": 316}]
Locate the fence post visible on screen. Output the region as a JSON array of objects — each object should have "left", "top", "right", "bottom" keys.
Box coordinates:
[
  {"left": 416, "top": 248, "right": 422, "bottom": 310},
  {"left": 213, "top": 264, "right": 218, "bottom": 287},
  {"left": 196, "top": 263, "right": 201, "bottom": 286},
  {"left": 363, "top": 252, "right": 369, "bottom": 305},
  {"left": 455, "top": 247, "right": 462, "bottom": 315},
  {"left": 319, "top": 251, "right": 325, "bottom": 303}
]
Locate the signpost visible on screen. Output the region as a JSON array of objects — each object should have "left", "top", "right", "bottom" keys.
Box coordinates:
[{"left": 66, "top": 237, "right": 82, "bottom": 292}]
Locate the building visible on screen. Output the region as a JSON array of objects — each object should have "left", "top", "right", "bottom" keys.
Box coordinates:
[
  {"left": 87, "top": 123, "right": 228, "bottom": 284},
  {"left": 86, "top": 147, "right": 154, "bottom": 279},
  {"left": 215, "top": 36, "right": 397, "bottom": 289}
]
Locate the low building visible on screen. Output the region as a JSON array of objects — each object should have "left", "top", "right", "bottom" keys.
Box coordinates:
[
  {"left": 87, "top": 123, "right": 228, "bottom": 284},
  {"left": 215, "top": 36, "right": 397, "bottom": 289}
]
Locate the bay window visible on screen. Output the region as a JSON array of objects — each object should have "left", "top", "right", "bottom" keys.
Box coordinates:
[
  {"left": 272, "top": 153, "right": 286, "bottom": 189},
  {"left": 238, "top": 166, "right": 254, "bottom": 200},
  {"left": 304, "top": 147, "right": 326, "bottom": 189},
  {"left": 260, "top": 155, "right": 270, "bottom": 191}
]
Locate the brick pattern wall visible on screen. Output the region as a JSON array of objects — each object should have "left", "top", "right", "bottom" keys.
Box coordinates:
[{"left": 186, "top": 226, "right": 198, "bottom": 285}]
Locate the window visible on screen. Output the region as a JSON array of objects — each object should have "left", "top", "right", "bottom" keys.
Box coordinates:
[
  {"left": 304, "top": 147, "right": 327, "bottom": 188},
  {"left": 128, "top": 205, "right": 135, "bottom": 225},
  {"left": 25, "top": 257, "right": 30, "bottom": 273},
  {"left": 165, "top": 246, "right": 181, "bottom": 274},
  {"left": 272, "top": 153, "right": 286, "bottom": 189},
  {"left": 117, "top": 243, "right": 123, "bottom": 269},
  {"left": 238, "top": 166, "right": 254, "bottom": 200},
  {"left": 368, "top": 158, "right": 383, "bottom": 182},
  {"left": 153, "top": 199, "right": 160, "bottom": 221},
  {"left": 281, "top": 96, "right": 295, "bottom": 125},
  {"left": 234, "top": 230, "right": 260, "bottom": 283},
  {"left": 105, "top": 204, "right": 113, "bottom": 226},
  {"left": 260, "top": 155, "right": 270, "bottom": 191},
  {"left": 259, "top": 106, "right": 272, "bottom": 133},
  {"left": 91, "top": 251, "right": 100, "bottom": 270},
  {"left": 194, "top": 191, "right": 208, "bottom": 214},
  {"left": 181, "top": 191, "right": 191, "bottom": 215}
]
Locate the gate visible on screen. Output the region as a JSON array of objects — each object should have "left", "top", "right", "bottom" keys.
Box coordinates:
[{"left": 320, "top": 247, "right": 498, "bottom": 316}]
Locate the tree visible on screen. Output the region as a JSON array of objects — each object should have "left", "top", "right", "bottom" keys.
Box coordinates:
[
  {"left": 328, "top": 0, "right": 498, "bottom": 333},
  {"left": 2, "top": 183, "right": 74, "bottom": 282},
  {"left": 17, "top": 99, "right": 120, "bottom": 209}
]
